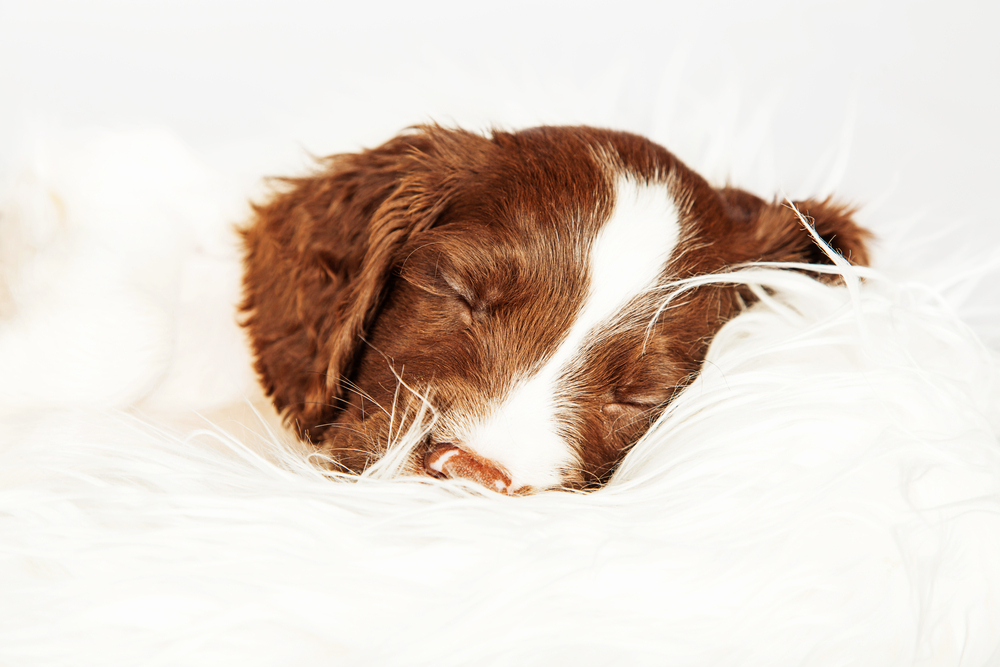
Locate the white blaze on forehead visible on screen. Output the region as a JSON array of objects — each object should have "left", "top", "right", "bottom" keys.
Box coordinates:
[{"left": 458, "top": 176, "right": 682, "bottom": 490}]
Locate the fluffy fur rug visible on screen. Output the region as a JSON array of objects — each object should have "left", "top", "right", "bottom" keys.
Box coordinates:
[{"left": 1, "top": 125, "right": 998, "bottom": 666}]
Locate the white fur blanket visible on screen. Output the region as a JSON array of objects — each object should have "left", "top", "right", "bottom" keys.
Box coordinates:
[
  {"left": 3, "top": 130, "right": 998, "bottom": 667},
  {"left": 2, "top": 2, "right": 999, "bottom": 665}
]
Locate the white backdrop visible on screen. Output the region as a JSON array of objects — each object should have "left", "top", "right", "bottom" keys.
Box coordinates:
[
  {"left": 1, "top": 2, "right": 999, "bottom": 665},
  {"left": 3, "top": 1, "right": 998, "bottom": 220}
]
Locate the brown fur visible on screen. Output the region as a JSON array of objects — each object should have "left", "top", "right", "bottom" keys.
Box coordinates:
[{"left": 240, "top": 125, "right": 870, "bottom": 490}]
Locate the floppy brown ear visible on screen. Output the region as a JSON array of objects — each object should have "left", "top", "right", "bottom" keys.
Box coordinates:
[
  {"left": 240, "top": 129, "right": 456, "bottom": 440},
  {"left": 718, "top": 187, "right": 871, "bottom": 271}
]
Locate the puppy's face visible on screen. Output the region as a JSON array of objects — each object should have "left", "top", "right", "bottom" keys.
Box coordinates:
[
  {"left": 354, "top": 172, "right": 715, "bottom": 491},
  {"left": 241, "top": 126, "right": 869, "bottom": 493}
]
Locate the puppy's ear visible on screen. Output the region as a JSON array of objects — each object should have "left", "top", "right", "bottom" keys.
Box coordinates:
[
  {"left": 240, "top": 128, "right": 460, "bottom": 439},
  {"left": 718, "top": 187, "right": 871, "bottom": 271}
]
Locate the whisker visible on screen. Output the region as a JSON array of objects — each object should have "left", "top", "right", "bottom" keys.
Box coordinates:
[
  {"left": 338, "top": 379, "right": 396, "bottom": 420},
  {"left": 360, "top": 365, "right": 440, "bottom": 481}
]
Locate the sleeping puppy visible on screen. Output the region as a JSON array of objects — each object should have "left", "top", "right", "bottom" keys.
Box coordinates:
[{"left": 240, "top": 125, "right": 870, "bottom": 493}]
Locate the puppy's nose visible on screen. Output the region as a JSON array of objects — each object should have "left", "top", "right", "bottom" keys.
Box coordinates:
[{"left": 423, "top": 444, "right": 513, "bottom": 494}]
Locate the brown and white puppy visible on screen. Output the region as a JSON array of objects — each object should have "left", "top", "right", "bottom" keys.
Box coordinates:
[{"left": 240, "top": 125, "right": 870, "bottom": 493}]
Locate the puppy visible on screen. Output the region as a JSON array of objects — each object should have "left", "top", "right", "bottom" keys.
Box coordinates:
[{"left": 240, "top": 125, "right": 870, "bottom": 493}]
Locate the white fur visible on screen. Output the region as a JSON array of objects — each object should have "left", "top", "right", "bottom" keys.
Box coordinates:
[
  {"left": 1, "top": 260, "right": 997, "bottom": 666},
  {"left": 0, "top": 128, "right": 255, "bottom": 417},
  {"left": 455, "top": 176, "right": 681, "bottom": 490}
]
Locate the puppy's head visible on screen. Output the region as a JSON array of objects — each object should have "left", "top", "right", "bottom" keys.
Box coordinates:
[{"left": 241, "top": 125, "right": 869, "bottom": 492}]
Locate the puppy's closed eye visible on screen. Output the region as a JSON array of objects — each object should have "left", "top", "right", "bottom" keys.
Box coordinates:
[
  {"left": 241, "top": 124, "right": 871, "bottom": 493},
  {"left": 605, "top": 392, "right": 669, "bottom": 413},
  {"left": 400, "top": 253, "right": 491, "bottom": 329}
]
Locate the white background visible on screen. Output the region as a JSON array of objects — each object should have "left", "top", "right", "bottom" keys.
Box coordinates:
[{"left": 1, "top": 0, "right": 997, "bottom": 227}]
